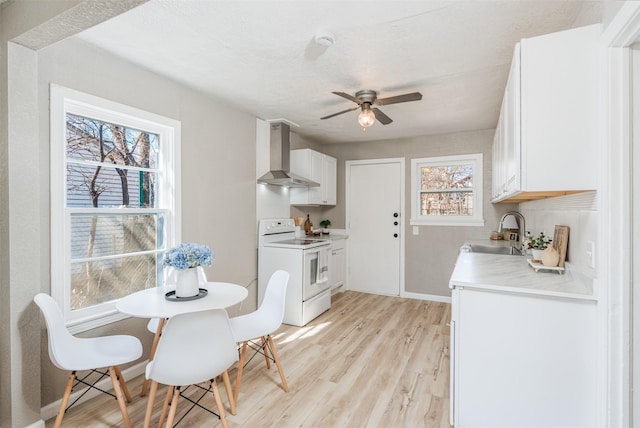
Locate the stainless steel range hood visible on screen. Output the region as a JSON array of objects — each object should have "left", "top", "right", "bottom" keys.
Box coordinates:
[{"left": 257, "top": 122, "right": 320, "bottom": 188}]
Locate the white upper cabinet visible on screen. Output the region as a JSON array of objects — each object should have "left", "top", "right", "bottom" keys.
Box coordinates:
[
  {"left": 290, "top": 149, "right": 337, "bottom": 205},
  {"left": 492, "top": 24, "right": 601, "bottom": 203}
]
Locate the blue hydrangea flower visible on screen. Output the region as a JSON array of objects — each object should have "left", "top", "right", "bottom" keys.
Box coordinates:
[{"left": 163, "top": 242, "right": 214, "bottom": 270}]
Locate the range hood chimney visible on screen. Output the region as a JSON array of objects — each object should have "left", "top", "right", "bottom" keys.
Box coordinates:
[{"left": 257, "top": 122, "right": 320, "bottom": 188}]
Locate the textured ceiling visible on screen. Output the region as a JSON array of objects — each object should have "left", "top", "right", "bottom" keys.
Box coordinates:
[{"left": 75, "top": 0, "right": 605, "bottom": 144}]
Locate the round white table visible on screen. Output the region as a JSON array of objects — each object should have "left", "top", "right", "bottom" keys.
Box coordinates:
[
  {"left": 116, "top": 281, "right": 248, "bottom": 398},
  {"left": 116, "top": 282, "right": 248, "bottom": 318}
]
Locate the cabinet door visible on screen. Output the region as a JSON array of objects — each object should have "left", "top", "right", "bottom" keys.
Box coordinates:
[
  {"left": 307, "top": 150, "right": 324, "bottom": 204},
  {"left": 290, "top": 149, "right": 322, "bottom": 205},
  {"left": 323, "top": 155, "right": 337, "bottom": 205},
  {"left": 453, "top": 288, "right": 597, "bottom": 428},
  {"left": 503, "top": 43, "right": 520, "bottom": 195},
  {"left": 519, "top": 25, "right": 598, "bottom": 192},
  {"left": 492, "top": 44, "right": 520, "bottom": 203},
  {"left": 330, "top": 247, "right": 345, "bottom": 289}
]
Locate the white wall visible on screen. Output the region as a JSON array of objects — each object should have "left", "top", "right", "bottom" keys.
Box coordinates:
[
  {"left": 36, "top": 36, "right": 258, "bottom": 405},
  {"left": 312, "top": 129, "right": 518, "bottom": 297},
  {"left": 519, "top": 191, "right": 598, "bottom": 276}
]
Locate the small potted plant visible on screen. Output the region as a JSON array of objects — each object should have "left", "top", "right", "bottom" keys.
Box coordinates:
[
  {"left": 525, "top": 232, "right": 552, "bottom": 261},
  {"left": 319, "top": 219, "right": 331, "bottom": 234}
]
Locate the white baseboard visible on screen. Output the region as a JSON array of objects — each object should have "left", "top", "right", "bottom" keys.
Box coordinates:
[
  {"left": 25, "top": 420, "right": 45, "bottom": 428},
  {"left": 40, "top": 361, "right": 147, "bottom": 421},
  {"left": 402, "top": 291, "right": 452, "bottom": 303}
]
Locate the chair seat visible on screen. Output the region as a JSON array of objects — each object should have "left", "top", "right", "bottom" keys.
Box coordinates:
[
  {"left": 55, "top": 334, "right": 142, "bottom": 371},
  {"left": 147, "top": 318, "right": 160, "bottom": 334},
  {"left": 229, "top": 311, "right": 277, "bottom": 343}
]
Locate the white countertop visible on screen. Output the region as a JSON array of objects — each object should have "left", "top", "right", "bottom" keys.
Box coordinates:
[
  {"left": 449, "top": 250, "right": 597, "bottom": 301},
  {"left": 321, "top": 233, "right": 348, "bottom": 241},
  {"left": 307, "top": 232, "right": 348, "bottom": 241}
]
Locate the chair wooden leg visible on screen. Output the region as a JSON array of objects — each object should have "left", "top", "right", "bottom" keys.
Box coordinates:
[
  {"left": 261, "top": 336, "right": 271, "bottom": 368},
  {"left": 142, "top": 318, "right": 166, "bottom": 397},
  {"left": 164, "top": 386, "right": 181, "bottom": 428},
  {"left": 158, "top": 385, "right": 174, "bottom": 428},
  {"left": 233, "top": 342, "right": 247, "bottom": 405},
  {"left": 143, "top": 380, "right": 158, "bottom": 428},
  {"left": 221, "top": 370, "right": 236, "bottom": 415},
  {"left": 211, "top": 379, "right": 229, "bottom": 428},
  {"left": 53, "top": 371, "right": 76, "bottom": 428},
  {"left": 267, "top": 335, "right": 289, "bottom": 392},
  {"left": 109, "top": 366, "right": 133, "bottom": 428},
  {"left": 113, "top": 365, "right": 132, "bottom": 402}
]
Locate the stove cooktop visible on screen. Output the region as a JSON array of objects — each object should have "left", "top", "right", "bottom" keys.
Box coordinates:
[{"left": 276, "top": 239, "right": 320, "bottom": 246}]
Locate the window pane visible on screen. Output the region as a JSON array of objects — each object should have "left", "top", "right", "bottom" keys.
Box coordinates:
[
  {"left": 70, "top": 253, "right": 160, "bottom": 310},
  {"left": 66, "top": 113, "right": 159, "bottom": 168},
  {"left": 70, "top": 214, "right": 164, "bottom": 259},
  {"left": 420, "top": 191, "right": 473, "bottom": 216},
  {"left": 67, "top": 163, "right": 157, "bottom": 208},
  {"left": 421, "top": 164, "right": 473, "bottom": 190}
]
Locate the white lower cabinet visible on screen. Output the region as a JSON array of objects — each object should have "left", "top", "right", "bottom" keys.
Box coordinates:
[
  {"left": 329, "top": 239, "right": 346, "bottom": 292},
  {"left": 450, "top": 287, "right": 597, "bottom": 428}
]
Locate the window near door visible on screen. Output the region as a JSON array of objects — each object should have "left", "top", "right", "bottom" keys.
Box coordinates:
[
  {"left": 50, "top": 85, "right": 181, "bottom": 332},
  {"left": 410, "top": 153, "right": 484, "bottom": 226}
]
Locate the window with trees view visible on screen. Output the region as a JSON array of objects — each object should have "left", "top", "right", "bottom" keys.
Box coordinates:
[
  {"left": 51, "top": 85, "right": 180, "bottom": 332},
  {"left": 410, "top": 153, "right": 484, "bottom": 226}
]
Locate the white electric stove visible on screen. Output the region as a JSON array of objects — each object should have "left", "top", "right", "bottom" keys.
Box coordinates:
[{"left": 258, "top": 218, "right": 331, "bottom": 326}]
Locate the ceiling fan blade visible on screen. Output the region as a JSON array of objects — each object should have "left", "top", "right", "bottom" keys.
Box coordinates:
[
  {"left": 376, "top": 92, "right": 423, "bottom": 106},
  {"left": 332, "top": 91, "right": 363, "bottom": 105},
  {"left": 320, "top": 105, "right": 359, "bottom": 120},
  {"left": 372, "top": 108, "right": 393, "bottom": 125}
]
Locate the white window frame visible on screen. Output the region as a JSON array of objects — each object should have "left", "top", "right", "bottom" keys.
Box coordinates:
[
  {"left": 410, "top": 153, "right": 484, "bottom": 227},
  {"left": 50, "top": 84, "right": 181, "bottom": 333}
]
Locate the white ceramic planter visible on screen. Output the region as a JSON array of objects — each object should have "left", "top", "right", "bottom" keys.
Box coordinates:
[
  {"left": 531, "top": 249, "right": 544, "bottom": 260},
  {"left": 175, "top": 267, "right": 200, "bottom": 298}
]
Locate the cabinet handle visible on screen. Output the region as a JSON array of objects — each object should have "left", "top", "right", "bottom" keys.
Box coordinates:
[
  {"left": 393, "top": 233, "right": 398, "bottom": 238},
  {"left": 393, "top": 212, "right": 399, "bottom": 218}
]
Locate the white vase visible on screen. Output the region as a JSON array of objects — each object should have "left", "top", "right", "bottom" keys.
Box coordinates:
[
  {"left": 541, "top": 246, "right": 560, "bottom": 267},
  {"left": 175, "top": 267, "right": 200, "bottom": 298},
  {"left": 531, "top": 249, "right": 544, "bottom": 261}
]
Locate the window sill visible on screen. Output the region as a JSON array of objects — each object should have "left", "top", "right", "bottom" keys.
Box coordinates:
[
  {"left": 67, "top": 310, "right": 129, "bottom": 334},
  {"left": 410, "top": 218, "right": 485, "bottom": 227}
]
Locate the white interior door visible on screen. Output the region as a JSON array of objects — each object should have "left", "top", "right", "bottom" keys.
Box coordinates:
[{"left": 346, "top": 159, "right": 403, "bottom": 296}]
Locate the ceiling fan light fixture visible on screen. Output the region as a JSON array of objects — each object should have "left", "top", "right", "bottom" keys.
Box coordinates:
[{"left": 358, "top": 104, "right": 376, "bottom": 128}]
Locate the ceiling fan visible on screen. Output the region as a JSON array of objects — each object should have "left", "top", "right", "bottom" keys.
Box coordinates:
[{"left": 321, "top": 89, "right": 422, "bottom": 127}]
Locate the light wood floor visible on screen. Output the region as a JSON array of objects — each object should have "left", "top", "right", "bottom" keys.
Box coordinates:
[{"left": 45, "top": 291, "right": 452, "bottom": 428}]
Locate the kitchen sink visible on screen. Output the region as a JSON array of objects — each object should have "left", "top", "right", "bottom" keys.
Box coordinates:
[{"left": 460, "top": 243, "right": 522, "bottom": 256}]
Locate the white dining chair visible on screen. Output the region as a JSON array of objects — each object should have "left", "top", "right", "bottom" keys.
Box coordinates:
[
  {"left": 229, "top": 269, "right": 290, "bottom": 406},
  {"left": 34, "top": 293, "right": 142, "bottom": 428},
  {"left": 143, "top": 308, "right": 238, "bottom": 428},
  {"left": 140, "top": 266, "right": 208, "bottom": 396}
]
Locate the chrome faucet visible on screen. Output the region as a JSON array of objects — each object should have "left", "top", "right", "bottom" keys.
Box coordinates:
[{"left": 498, "top": 211, "right": 526, "bottom": 255}]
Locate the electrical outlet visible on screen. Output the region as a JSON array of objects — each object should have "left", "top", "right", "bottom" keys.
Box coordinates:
[
  {"left": 413, "top": 226, "right": 419, "bottom": 235},
  {"left": 586, "top": 241, "right": 595, "bottom": 269}
]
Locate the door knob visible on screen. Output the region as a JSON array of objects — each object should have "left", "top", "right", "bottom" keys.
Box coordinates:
[{"left": 393, "top": 212, "right": 399, "bottom": 217}]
